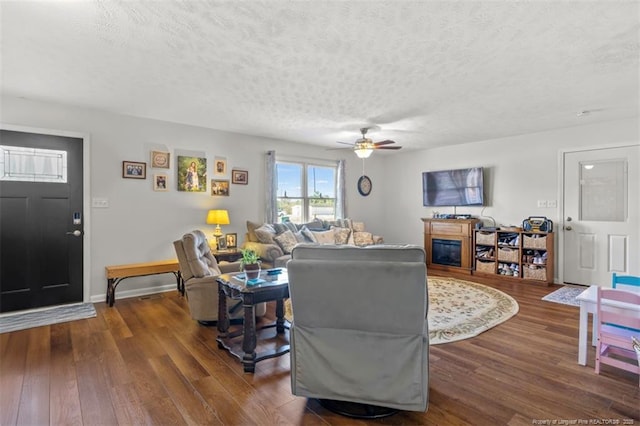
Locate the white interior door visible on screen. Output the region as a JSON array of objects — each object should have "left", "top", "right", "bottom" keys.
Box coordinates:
[{"left": 562, "top": 145, "right": 639, "bottom": 286}]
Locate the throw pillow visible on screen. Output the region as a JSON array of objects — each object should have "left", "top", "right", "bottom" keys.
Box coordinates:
[
  {"left": 311, "top": 229, "right": 335, "bottom": 244},
  {"left": 272, "top": 222, "right": 298, "bottom": 235},
  {"left": 352, "top": 221, "right": 366, "bottom": 232},
  {"left": 254, "top": 224, "right": 276, "bottom": 244},
  {"left": 274, "top": 230, "right": 298, "bottom": 254},
  {"left": 332, "top": 227, "right": 351, "bottom": 245},
  {"left": 246, "top": 220, "right": 263, "bottom": 242},
  {"left": 293, "top": 229, "right": 307, "bottom": 243},
  {"left": 272, "top": 223, "right": 287, "bottom": 234},
  {"left": 353, "top": 231, "right": 374, "bottom": 246},
  {"left": 300, "top": 225, "right": 317, "bottom": 243},
  {"left": 301, "top": 218, "right": 326, "bottom": 231}
]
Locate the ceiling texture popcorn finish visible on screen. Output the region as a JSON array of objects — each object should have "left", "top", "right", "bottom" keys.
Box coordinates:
[{"left": 1, "top": 1, "right": 638, "bottom": 151}]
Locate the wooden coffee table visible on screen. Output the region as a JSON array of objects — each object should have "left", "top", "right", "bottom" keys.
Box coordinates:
[{"left": 216, "top": 269, "right": 290, "bottom": 373}]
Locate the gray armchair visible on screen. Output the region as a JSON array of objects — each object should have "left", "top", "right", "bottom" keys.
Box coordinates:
[
  {"left": 173, "top": 230, "right": 266, "bottom": 324},
  {"left": 286, "top": 244, "right": 429, "bottom": 417}
]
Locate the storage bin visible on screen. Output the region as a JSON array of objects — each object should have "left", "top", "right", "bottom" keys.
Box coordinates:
[
  {"left": 476, "top": 260, "right": 495, "bottom": 274},
  {"left": 523, "top": 266, "right": 547, "bottom": 281},
  {"left": 497, "top": 247, "right": 518, "bottom": 262},
  {"left": 476, "top": 231, "right": 495, "bottom": 246},
  {"left": 523, "top": 234, "right": 547, "bottom": 249}
]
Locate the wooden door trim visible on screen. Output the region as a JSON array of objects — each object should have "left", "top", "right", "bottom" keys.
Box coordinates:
[
  {"left": 0, "top": 123, "right": 91, "bottom": 304},
  {"left": 558, "top": 142, "right": 640, "bottom": 285}
]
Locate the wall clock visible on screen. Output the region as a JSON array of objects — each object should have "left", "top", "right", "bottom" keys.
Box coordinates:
[{"left": 357, "top": 175, "right": 372, "bottom": 196}]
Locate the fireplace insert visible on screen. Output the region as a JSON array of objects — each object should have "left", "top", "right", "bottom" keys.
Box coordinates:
[{"left": 432, "top": 238, "right": 462, "bottom": 267}]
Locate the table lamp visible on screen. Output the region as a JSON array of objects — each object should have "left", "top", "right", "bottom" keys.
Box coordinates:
[{"left": 206, "top": 209, "right": 230, "bottom": 248}]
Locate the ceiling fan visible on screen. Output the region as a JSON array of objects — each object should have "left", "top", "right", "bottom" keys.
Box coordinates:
[{"left": 335, "top": 127, "right": 402, "bottom": 158}]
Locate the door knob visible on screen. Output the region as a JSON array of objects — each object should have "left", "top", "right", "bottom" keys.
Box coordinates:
[
  {"left": 566, "top": 217, "right": 572, "bottom": 222},
  {"left": 66, "top": 230, "right": 82, "bottom": 237},
  {"left": 565, "top": 226, "right": 572, "bottom": 231}
]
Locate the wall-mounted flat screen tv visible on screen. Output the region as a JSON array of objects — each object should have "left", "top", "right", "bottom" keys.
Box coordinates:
[{"left": 422, "top": 167, "right": 484, "bottom": 207}]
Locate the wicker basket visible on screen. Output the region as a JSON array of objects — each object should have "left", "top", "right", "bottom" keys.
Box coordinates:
[
  {"left": 476, "top": 231, "right": 495, "bottom": 246},
  {"left": 497, "top": 247, "right": 519, "bottom": 262},
  {"left": 476, "top": 260, "right": 495, "bottom": 274},
  {"left": 524, "top": 266, "right": 547, "bottom": 281},
  {"left": 523, "top": 234, "right": 547, "bottom": 249}
]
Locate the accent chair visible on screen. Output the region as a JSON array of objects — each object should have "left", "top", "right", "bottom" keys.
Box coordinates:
[
  {"left": 173, "top": 230, "right": 266, "bottom": 324},
  {"left": 286, "top": 244, "right": 429, "bottom": 417}
]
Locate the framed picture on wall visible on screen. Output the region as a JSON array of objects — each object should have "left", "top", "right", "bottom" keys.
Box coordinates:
[
  {"left": 153, "top": 174, "right": 168, "bottom": 191},
  {"left": 211, "top": 179, "right": 230, "bottom": 196},
  {"left": 122, "top": 161, "right": 146, "bottom": 179},
  {"left": 214, "top": 157, "right": 227, "bottom": 176},
  {"left": 151, "top": 151, "right": 170, "bottom": 168},
  {"left": 177, "top": 156, "right": 206, "bottom": 192},
  {"left": 231, "top": 169, "right": 248, "bottom": 185}
]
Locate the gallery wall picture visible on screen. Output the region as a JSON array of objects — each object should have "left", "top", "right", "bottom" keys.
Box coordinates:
[
  {"left": 153, "top": 174, "right": 168, "bottom": 191},
  {"left": 211, "top": 179, "right": 230, "bottom": 196},
  {"left": 151, "top": 151, "right": 170, "bottom": 168},
  {"left": 232, "top": 169, "right": 248, "bottom": 184},
  {"left": 214, "top": 156, "right": 227, "bottom": 176},
  {"left": 177, "top": 156, "right": 206, "bottom": 192},
  {"left": 123, "top": 161, "right": 146, "bottom": 179}
]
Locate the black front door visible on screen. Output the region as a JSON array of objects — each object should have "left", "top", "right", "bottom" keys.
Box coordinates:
[{"left": 0, "top": 129, "right": 84, "bottom": 312}]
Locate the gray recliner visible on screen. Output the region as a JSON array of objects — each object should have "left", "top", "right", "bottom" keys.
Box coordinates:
[
  {"left": 173, "top": 230, "right": 266, "bottom": 323},
  {"left": 286, "top": 244, "right": 429, "bottom": 417}
]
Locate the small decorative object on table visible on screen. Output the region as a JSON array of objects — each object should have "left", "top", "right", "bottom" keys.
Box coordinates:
[{"left": 240, "top": 248, "right": 261, "bottom": 280}]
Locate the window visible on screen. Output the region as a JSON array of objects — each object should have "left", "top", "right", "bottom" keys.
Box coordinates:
[
  {"left": 276, "top": 160, "right": 337, "bottom": 223},
  {"left": 0, "top": 145, "right": 67, "bottom": 183}
]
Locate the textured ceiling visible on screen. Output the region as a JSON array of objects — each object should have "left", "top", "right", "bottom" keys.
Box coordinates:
[{"left": 1, "top": 1, "right": 638, "bottom": 151}]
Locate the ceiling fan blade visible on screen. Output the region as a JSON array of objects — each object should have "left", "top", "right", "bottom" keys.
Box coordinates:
[
  {"left": 374, "top": 146, "right": 403, "bottom": 150},
  {"left": 373, "top": 140, "right": 395, "bottom": 146},
  {"left": 336, "top": 141, "right": 355, "bottom": 146}
]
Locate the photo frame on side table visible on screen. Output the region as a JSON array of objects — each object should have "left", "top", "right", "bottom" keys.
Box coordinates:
[
  {"left": 231, "top": 169, "right": 248, "bottom": 185},
  {"left": 123, "top": 161, "right": 146, "bottom": 179},
  {"left": 217, "top": 236, "right": 228, "bottom": 250},
  {"left": 226, "top": 233, "right": 237, "bottom": 248}
]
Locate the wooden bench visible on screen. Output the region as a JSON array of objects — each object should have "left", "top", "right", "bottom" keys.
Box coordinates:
[{"left": 105, "top": 259, "right": 183, "bottom": 307}]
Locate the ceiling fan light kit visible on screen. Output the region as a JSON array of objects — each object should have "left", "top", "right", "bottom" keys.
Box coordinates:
[
  {"left": 335, "top": 127, "right": 403, "bottom": 158},
  {"left": 354, "top": 146, "right": 373, "bottom": 158}
]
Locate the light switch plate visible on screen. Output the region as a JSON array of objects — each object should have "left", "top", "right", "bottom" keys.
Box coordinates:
[{"left": 92, "top": 198, "right": 109, "bottom": 208}]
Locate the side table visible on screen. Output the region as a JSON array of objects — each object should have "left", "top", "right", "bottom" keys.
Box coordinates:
[
  {"left": 216, "top": 270, "right": 290, "bottom": 373},
  {"left": 212, "top": 249, "right": 243, "bottom": 263}
]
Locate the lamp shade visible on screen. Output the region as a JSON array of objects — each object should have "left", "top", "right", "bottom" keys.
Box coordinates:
[
  {"left": 206, "top": 209, "right": 230, "bottom": 225},
  {"left": 354, "top": 148, "right": 373, "bottom": 158}
]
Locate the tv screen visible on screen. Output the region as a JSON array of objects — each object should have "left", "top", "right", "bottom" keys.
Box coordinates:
[{"left": 422, "top": 167, "right": 484, "bottom": 207}]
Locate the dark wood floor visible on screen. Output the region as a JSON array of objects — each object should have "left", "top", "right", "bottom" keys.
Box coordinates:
[{"left": 1, "top": 274, "right": 639, "bottom": 425}]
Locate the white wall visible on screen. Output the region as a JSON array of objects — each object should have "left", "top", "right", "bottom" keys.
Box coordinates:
[
  {"left": 2, "top": 96, "right": 381, "bottom": 301},
  {"left": 2, "top": 96, "right": 638, "bottom": 297},
  {"left": 377, "top": 117, "right": 639, "bottom": 281}
]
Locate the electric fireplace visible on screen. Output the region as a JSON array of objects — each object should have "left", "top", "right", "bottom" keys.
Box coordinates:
[
  {"left": 432, "top": 239, "right": 462, "bottom": 267},
  {"left": 422, "top": 218, "right": 479, "bottom": 274}
]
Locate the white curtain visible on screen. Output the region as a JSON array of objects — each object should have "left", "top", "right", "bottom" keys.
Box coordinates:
[
  {"left": 265, "top": 150, "right": 277, "bottom": 223},
  {"left": 336, "top": 159, "right": 346, "bottom": 219}
]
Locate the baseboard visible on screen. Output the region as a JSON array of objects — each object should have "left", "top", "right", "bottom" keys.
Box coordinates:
[{"left": 89, "top": 283, "right": 177, "bottom": 304}]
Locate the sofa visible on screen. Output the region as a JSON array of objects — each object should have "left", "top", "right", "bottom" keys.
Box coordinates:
[{"left": 242, "top": 218, "right": 384, "bottom": 267}]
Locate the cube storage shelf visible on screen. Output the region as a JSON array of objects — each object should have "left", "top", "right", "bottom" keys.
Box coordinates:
[{"left": 473, "top": 229, "right": 554, "bottom": 285}]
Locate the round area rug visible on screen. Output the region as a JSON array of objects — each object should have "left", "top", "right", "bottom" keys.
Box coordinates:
[{"left": 428, "top": 277, "right": 519, "bottom": 345}]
